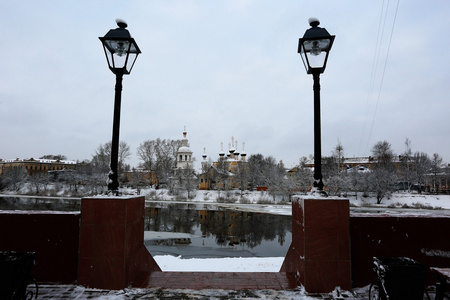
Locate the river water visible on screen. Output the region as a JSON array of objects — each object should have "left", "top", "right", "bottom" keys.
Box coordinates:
[{"left": 144, "top": 202, "right": 291, "bottom": 258}]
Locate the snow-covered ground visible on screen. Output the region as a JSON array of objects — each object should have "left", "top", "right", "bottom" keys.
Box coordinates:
[
  {"left": 37, "top": 284, "right": 363, "bottom": 299},
  {"left": 357, "top": 192, "right": 450, "bottom": 209},
  {"left": 139, "top": 188, "right": 450, "bottom": 210},
  {"left": 153, "top": 255, "right": 284, "bottom": 272}
]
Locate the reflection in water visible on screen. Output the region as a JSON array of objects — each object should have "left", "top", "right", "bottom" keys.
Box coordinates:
[
  {"left": 145, "top": 203, "right": 292, "bottom": 258},
  {"left": 0, "top": 197, "right": 81, "bottom": 211}
]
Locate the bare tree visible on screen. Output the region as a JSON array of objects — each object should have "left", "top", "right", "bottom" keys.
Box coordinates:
[
  {"left": 137, "top": 138, "right": 181, "bottom": 186},
  {"left": 40, "top": 154, "right": 67, "bottom": 160},
  {"left": 430, "top": 153, "right": 444, "bottom": 194},
  {"left": 155, "top": 139, "right": 181, "bottom": 185},
  {"left": 137, "top": 140, "right": 156, "bottom": 171},
  {"left": 91, "top": 141, "right": 131, "bottom": 185}
]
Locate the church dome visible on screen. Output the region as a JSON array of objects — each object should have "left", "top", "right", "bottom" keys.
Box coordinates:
[{"left": 178, "top": 146, "right": 192, "bottom": 153}]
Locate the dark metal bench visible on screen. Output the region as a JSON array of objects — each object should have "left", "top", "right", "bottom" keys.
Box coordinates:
[
  {"left": 369, "top": 257, "right": 429, "bottom": 300},
  {"left": 0, "top": 251, "right": 38, "bottom": 300},
  {"left": 431, "top": 268, "right": 450, "bottom": 300}
]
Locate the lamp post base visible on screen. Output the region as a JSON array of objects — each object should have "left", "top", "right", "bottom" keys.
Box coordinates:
[
  {"left": 108, "top": 171, "right": 120, "bottom": 195},
  {"left": 309, "top": 186, "right": 328, "bottom": 197},
  {"left": 309, "top": 179, "right": 327, "bottom": 197}
]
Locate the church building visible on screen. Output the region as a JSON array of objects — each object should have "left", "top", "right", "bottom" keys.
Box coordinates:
[
  {"left": 175, "top": 128, "right": 193, "bottom": 171},
  {"left": 199, "top": 137, "right": 248, "bottom": 190}
]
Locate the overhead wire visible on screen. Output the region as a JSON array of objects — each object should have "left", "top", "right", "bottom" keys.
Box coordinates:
[
  {"left": 358, "top": 0, "right": 400, "bottom": 156},
  {"left": 357, "top": 0, "right": 387, "bottom": 156}
]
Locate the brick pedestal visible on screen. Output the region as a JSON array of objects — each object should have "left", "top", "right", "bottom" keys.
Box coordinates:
[
  {"left": 281, "top": 196, "right": 351, "bottom": 293},
  {"left": 78, "top": 196, "right": 161, "bottom": 290}
]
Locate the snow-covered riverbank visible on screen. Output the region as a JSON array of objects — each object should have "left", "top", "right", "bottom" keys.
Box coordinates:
[{"left": 141, "top": 188, "right": 450, "bottom": 209}]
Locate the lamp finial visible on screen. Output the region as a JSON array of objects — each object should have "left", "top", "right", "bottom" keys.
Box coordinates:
[
  {"left": 115, "top": 19, "right": 128, "bottom": 28},
  {"left": 308, "top": 17, "right": 320, "bottom": 27}
]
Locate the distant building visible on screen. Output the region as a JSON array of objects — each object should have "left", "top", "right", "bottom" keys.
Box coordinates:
[
  {"left": 0, "top": 157, "right": 78, "bottom": 176},
  {"left": 175, "top": 128, "right": 193, "bottom": 171},
  {"left": 298, "top": 156, "right": 407, "bottom": 173},
  {"left": 424, "top": 165, "right": 450, "bottom": 194},
  {"left": 170, "top": 128, "right": 197, "bottom": 193},
  {"left": 199, "top": 137, "right": 248, "bottom": 190},
  {"left": 300, "top": 156, "right": 375, "bottom": 172}
]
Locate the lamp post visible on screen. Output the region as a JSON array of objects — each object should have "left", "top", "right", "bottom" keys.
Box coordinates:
[
  {"left": 100, "top": 19, "right": 141, "bottom": 194},
  {"left": 298, "top": 18, "right": 335, "bottom": 195}
]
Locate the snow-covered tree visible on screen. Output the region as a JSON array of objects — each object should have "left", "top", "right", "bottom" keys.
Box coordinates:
[
  {"left": 370, "top": 140, "right": 397, "bottom": 204},
  {"left": 289, "top": 157, "right": 313, "bottom": 194},
  {"left": 0, "top": 167, "right": 27, "bottom": 191},
  {"left": 332, "top": 140, "right": 344, "bottom": 175},
  {"left": 399, "top": 138, "right": 414, "bottom": 192},
  {"left": 413, "top": 152, "right": 431, "bottom": 194},
  {"left": 247, "top": 154, "right": 266, "bottom": 189},
  {"left": 173, "top": 165, "right": 197, "bottom": 199},
  {"left": 430, "top": 153, "right": 444, "bottom": 193},
  {"left": 234, "top": 159, "right": 250, "bottom": 194},
  {"left": 247, "top": 154, "right": 280, "bottom": 191},
  {"left": 327, "top": 173, "right": 351, "bottom": 197},
  {"left": 28, "top": 172, "right": 50, "bottom": 194}
]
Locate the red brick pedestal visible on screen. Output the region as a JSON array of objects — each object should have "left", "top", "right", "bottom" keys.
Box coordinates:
[
  {"left": 281, "top": 196, "right": 351, "bottom": 293},
  {"left": 78, "top": 196, "right": 161, "bottom": 290}
]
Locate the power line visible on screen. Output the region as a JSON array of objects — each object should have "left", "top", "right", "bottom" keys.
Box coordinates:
[
  {"left": 358, "top": 0, "right": 387, "bottom": 155},
  {"left": 359, "top": 0, "right": 400, "bottom": 156}
]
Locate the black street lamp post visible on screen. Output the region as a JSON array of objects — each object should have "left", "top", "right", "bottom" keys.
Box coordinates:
[
  {"left": 99, "top": 19, "right": 141, "bottom": 194},
  {"left": 298, "top": 18, "right": 335, "bottom": 195}
]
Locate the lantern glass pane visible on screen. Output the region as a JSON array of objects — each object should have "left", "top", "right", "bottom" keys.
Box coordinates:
[
  {"left": 114, "top": 53, "right": 127, "bottom": 69},
  {"left": 305, "top": 51, "right": 327, "bottom": 69},
  {"left": 125, "top": 53, "right": 139, "bottom": 73}
]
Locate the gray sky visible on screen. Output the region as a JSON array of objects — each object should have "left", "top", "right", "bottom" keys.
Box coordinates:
[{"left": 1, "top": 1, "right": 449, "bottom": 169}]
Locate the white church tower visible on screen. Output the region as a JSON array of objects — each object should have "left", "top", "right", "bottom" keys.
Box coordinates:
[{"left": 176, "top": 127, "right": 193, "bottom": 170}]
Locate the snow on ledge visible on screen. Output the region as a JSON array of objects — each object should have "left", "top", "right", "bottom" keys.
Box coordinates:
[
  {"left": 83, "top": 195, "right": 144, "bottom": 200},
  {"left": 0, "top": 210, "right": 80, "bottom": 215}
]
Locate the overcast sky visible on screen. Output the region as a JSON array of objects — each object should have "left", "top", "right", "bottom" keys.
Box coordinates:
[{"left": 1, "top": 1, "right": 449, "bottom": 169}]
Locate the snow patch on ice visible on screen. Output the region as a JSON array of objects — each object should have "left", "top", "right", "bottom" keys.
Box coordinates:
[
  {"left": 153, "top": 255, "right": 284, "bottom": 272},
  {"left": 421, "top": 248, "right": 450, "bottom": 258},
  {"left": 144, "top": 231, "right": 199, "bottom": 240}
]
